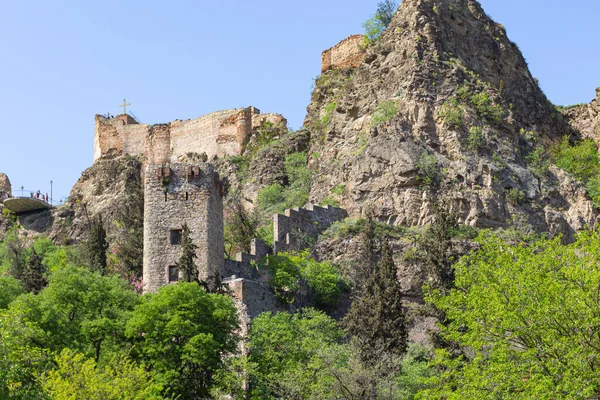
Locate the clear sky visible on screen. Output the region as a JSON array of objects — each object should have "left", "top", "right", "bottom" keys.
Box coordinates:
[{"left": 0, "top": 0, "right": 598, "bottom": 203}]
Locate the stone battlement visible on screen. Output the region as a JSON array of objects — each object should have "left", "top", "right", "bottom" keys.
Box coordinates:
[
  {"left": 274, "top": 204, "right": 348, "bottom": 254},
  {"left": 94, "top": 107, "right": 286, "bottom": 163},
  {"left": 321, "top": 34, "right": 364, "bottom": 73}
]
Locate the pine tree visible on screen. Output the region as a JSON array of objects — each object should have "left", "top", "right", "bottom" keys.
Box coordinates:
[
  {"left": 353, "top": 217, "right": 376, "bottom": 291},
  {"left": 344, "top": 239, "right": 408, "bottom": 365},
  {"left": 84, "top": 216, "right": 109, "bottom": 274},
  {"left": 116, "top": 174, "right": 144, "bottom": 278},
  {"left": 21, "top": 250, "right": 47, "bottom": 293},
  {"left": 177, "top": 224, "right": 199, "bottom": 283}
]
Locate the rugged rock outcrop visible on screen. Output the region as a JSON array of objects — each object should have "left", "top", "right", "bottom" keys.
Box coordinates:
[
  {"left": 305, "top": 0, "right": 597, "bottom": 239},
  {"left": 45, "top": 156, "right": 143, "bottom": 245},
  {"left": 564, "top": 88, "right": 600, "bottom": 144},
  {"left": 0, "top": 173, "right": 11, "bottom": 202}
]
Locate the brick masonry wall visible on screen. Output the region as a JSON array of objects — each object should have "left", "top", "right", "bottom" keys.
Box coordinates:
[
  {"left": 321, "top": 34, "right": 364, "bottom": 73},
  {"left": 94, "top": 107, "right": 287, "bottom": 163},
  {"left": 143, "top": 163, "right": 224, "bottom": 292}
]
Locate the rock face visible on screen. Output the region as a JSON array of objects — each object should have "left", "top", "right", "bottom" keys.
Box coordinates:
[
  {"left": 0, "top": 173, "right": 11, "bottom": 202},
  {"left": 564, "top": 88, "right": 600, "bottom": 144},
  {"left": 45, "top": 156, "right": 144, "bottom": 245},
  {"left": 305, "top": 0, "right": 597, "bottom": 239}
]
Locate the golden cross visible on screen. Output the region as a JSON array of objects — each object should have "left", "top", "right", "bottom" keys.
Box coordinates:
[{"left": 119, "top": 98, "right": 131, "bottom": 114}]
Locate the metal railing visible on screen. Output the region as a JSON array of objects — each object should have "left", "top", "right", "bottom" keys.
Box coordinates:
[{"left": 10, "top": 189, "right": 56, "bottom": 206}]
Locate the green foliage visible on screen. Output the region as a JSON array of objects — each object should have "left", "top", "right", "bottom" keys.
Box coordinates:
[
  {"left": 505, "top": 188, "right": 526, "bottom": 205},
  {"left": 343, "top": 239, "right": 408, "bottom": 364},
  {"left": 12, "top": 265, "right": 140, "bottom": 362},
  {"left": 362, "top": 0, "right": 399, "bottom": 45},
  {"left": 439, "top": 98, "right": 464, "bottom": 129},
  {"left": 371, "top": 99, "right": 400, "bottom": 127},
  {"left": 525, "top": 145, "right": 549, "bottom": 177},
  {"left": 82, "top": 216, "right": 108, "bottom": 274},
  {"left": 322, "top": 217, "right": 407, "bottom": 240},
  {"left": 331, "top": 183, "right": 347, "bottom": 196},
  {"left": 42, "top": 349, "right": 163, "bottom": 400},
  {"left": 177, "top": 223, "right": 198, "bottom": 283},
  {"left": 316, "top": 101, "right": 337, "bottom": 133},
  {"left": 20, "top": 248, "right": 46, "bottom": 293},
  {"left": 466, "top": 126, "right": 483, "bottom": 153},
  {"left": 257, "top": 152, "right": 311, "bottom": 215},
  {"left": 266, "top": 251, "right": 344, "bottom": 307},
  {"left": 319, "top": 196, "right": 340, "bottom": 207},
  {"left": 0, "top": 310, "right": 51, "bottom": 399},
  {"left": 0, "top": 275, "right": 24, "bottom": 309},
  {"left": 422, "top": 231, "right": 600, "bottom": 399},
  {"left": 126, "top": 283, "right": 239, "bottom": 399},
  {"left": 114, "top": 174, "right": 144, "bottom": 279},
  {"left": 248, "top": 309, "right": 346, "bottom": 400},
  {"left": 469, "top": 91, "right": 505, "bottom": 123},
  {"left": 552, "top": 136, "right": 600, "bottom": 208},
  {"left": 552, "top": 136, "right": 600, "bottom": 182},
  {"left": 224, "top": 195, "right": 261, "bottom": 257},
  {"left": 227, "top": 154, "right": 250, "bottom": 182},
  {"left": 416, "top": 153, "right": 440, "bottom": 187}
]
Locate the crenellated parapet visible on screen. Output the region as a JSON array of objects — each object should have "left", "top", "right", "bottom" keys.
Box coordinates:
[{"left": 273, "top": 204, "right": 348, "bottom": 254}]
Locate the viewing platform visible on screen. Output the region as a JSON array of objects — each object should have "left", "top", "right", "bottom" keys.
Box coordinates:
[{"left": 3, "top": 191, "right": 53, "bottom": 214}]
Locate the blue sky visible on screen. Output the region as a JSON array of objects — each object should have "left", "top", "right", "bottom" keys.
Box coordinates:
[{"left": 0, "top": 0, "right": 598, "bottom": 202}]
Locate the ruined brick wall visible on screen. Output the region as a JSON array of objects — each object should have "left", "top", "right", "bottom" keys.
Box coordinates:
[
  {"left": 143, "top": 163, "right": 224, "bottom": 292},
  {"left": 273, "top": 204, "right": 348, "bottom": 253},
  {"left": 321, "top": 34, "right": 364, "bottom": 73},
  {"left": 94, "top": 107, "right": 287, "bottom": 163},
  {"left": 225, "top": 277, "right": 280, "bottom": 319}
]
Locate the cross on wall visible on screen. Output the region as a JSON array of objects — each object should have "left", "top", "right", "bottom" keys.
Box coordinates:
[{"left": 119, "top": 98, "right": 131, "bottom": 114}]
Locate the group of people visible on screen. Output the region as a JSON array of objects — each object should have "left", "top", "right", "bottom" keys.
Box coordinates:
[{"left": 31, "top": 190, "right": 50, "bottom": 203}]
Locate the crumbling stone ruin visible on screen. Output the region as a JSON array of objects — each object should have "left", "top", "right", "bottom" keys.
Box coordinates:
[
  {"left": 143, "top": 163, "right": 225, "bottom": 292},
  {"left": 223, "top": 204, "right": 348, "bottom": 318},
  {"left": 321, "top": 34, "right": 364, "bottom": 73},
  {"left": 94, "top": 107, "right": 286, "bottom": 163}
]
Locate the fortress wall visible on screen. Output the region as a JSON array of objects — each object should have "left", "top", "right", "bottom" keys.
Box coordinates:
[
  {"left": 170, "top": 109, "right": 240, "bottom": 161},
  {"left": 121, "top": 124, "right": 149, "bottom": 158},
  {"left": 94, "top": 117, "right": 123, "bottom": 160},
  {"left": 146, "top": 124, "right": 172, "bottom": 164},
  {"left": 273, "top": 204, "right": 348, "bottom": 253},
  {"left": 143, "top": 163, "right": 224, "bottom": 292},
  {"left": 321, "top": 34, "right": 364, "bottom": 73},
  {"left": 95, "top": 107, "right": 286, "bottom": 163}
]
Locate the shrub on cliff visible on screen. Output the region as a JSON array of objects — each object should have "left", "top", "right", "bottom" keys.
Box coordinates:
[{"left": 363, "top": 0, "right": 399, "bottom": 45}]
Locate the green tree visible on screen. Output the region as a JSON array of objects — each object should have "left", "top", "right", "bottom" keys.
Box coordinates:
[
  {"left": 125, "top": 283, "right": 239, "bottom": 399},
  {"left": 21, "top": 249, "right": 47, "bottom": 294},
  {"left": 224, "top": 194, "right": 261, "bottom": 257},
  {"left": 343, "top": 239, "right": 408, "bottom": 365},
  {"left": 115, "top": 174, "right": 144, "bottom": 278},
  {"left": 11, "top": 265, "right": 140, "bottom": 363},
  {"left": 0, "top": 309, "right": 51, "bottom": 399},
  {"left": 177, "top": 223, "right": 198, "bottom": 283},
  {"left": 248, "top": 309, "right": 346, "bottom": 400},
  {"left": 42, "top": 349, "right": 163, "bottom": 400},
  {"left": 363, "top": 0, "right": 399, "bottom": 44},
  {"left": 0, "top": 227, "right": 26, "bottom": 279},
  {"left": 0, "top": 275, "right": 24, "bottom": 309},
  {"left": 421, "top": 230, "right": 600, "bottom": 399},
  {"left": 267, "top": 251, "right": 343, "bottom": 308},
  {"left": 83, "top": 216, "right": 109, "bottom": 274}
]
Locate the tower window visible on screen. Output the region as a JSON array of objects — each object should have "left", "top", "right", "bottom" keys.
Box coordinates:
[
  {"left": 170, "top": 229, "right": 182, "bottom": 245},
  {"left": 168, "top": 266, "right": 179, "bottom": 282}
]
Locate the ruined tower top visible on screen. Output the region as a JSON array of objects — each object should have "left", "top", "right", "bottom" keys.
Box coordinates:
[{"left": 142, "top": 162, "right": 225, "bottom": 293}]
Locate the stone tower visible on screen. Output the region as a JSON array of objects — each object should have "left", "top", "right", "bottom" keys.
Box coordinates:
[{"left": 143, "top": 162, "right": 224, "bottom": 292}]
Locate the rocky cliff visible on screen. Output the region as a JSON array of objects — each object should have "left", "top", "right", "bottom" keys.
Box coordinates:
[
  {"left": 564, "top": 88, "right": 600, "bottom": 144},
  {"left": 304, "top": 0, "right": 597, "bottom": 240}
]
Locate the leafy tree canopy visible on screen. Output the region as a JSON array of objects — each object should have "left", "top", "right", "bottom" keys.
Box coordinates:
[{"left": 421, "top": 230, "right": 600, "bottom": 399}]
